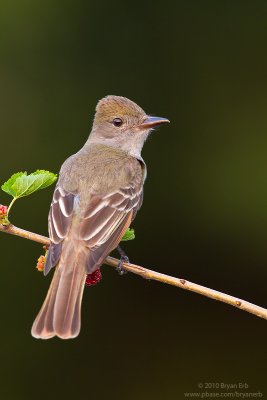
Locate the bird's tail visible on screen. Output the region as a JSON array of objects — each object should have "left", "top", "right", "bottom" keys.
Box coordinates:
[{"left": 31, "top": 242, "right": 87, "bottom": 339}]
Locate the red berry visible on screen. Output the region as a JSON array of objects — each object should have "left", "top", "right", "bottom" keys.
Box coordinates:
[{"left": 85, "top": 269, "right": 102, "bottom": 287}]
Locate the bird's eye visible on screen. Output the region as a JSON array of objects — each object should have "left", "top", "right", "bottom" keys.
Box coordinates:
[{"left": 112, "top": 118, "right": 123, "bottom": 127}]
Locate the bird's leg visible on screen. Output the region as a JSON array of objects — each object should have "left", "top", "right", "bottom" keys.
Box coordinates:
[{"left": 116, "top": 245, "right": 129, "bottom": 275}]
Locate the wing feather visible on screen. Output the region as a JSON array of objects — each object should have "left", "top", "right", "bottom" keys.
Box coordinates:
[
  {"left": 45, "top": 168, "right": 143, "bottom": 276},
  {"left": 44, "top": 185, "right": 76, "bottom": 275},
  {"left": 48, "top": 185, "right": 75, "bottom": 243},
  {"left": 81, "top": 181, "right": 143, "bottom": 273}
]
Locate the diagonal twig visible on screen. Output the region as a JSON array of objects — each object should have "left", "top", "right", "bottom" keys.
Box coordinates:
[{"left": 0, "top": 223, "right": 266, "bottom": 321}]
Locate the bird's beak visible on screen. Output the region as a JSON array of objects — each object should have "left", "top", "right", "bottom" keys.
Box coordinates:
[{"left": 139, "top": 116, "right": 170, "bottom": 130}]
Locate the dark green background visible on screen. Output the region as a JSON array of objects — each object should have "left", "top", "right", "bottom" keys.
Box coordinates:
[{"left": 0, "top": 1, "right": 266, "bottom": 399}]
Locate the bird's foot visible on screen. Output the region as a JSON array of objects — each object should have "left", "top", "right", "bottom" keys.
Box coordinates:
[
  {"left": 116, "top": 245, "right": 129, "bottom": 275},
  {"left": 117, "top": 255, "right": 129, "bottom": 275}
]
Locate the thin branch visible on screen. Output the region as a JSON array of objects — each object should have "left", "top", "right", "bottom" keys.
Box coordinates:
[{"left": 0, "top": 223, "right": 266, "bottom": 321}]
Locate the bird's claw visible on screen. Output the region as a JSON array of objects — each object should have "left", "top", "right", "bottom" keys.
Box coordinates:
[{"left": 116, "top": 255, "right": 129, "bottom": 275}]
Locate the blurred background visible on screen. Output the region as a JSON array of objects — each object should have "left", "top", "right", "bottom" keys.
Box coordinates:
[{"left": 0, "top": 0, "right": 266, "bottom": 399}]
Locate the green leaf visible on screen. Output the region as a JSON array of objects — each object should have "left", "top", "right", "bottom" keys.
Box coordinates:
[
  {"left": 121, "top": 228, "right": 135, "bottom": 241},
  {"left": 1, "top": 170, "right": 57, "bottom": 199},
  {"left": 1, "top": 172, "right": 26, "bottom": 196}
]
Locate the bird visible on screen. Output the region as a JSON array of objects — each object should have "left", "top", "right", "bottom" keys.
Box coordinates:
[{"left": 31, "top": 95, "right": 170, "bottom": 339}]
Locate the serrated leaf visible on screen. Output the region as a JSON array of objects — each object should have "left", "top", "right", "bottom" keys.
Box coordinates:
[
  {"left": 1, "top": 172, "right": 26, "bottom": 196},
  {"left": 29, "top": 170, "right": 58, "bottom": 190},
  {"left": 121, "top": 228, "right": 135, "bottom": 241},
  {"left": 1, "top": 170, "right": 57, "bottom": 199}
]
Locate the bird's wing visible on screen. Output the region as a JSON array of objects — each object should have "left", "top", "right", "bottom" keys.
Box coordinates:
[
  {"left": 44, "top": 184, "right": 76, "bottom": 275},
  {"left": 45, "top": 176, "right": 143, "bottom": 275},
  {"left": 81, "top": 182, "right": 143, "bottom": 273},
  {"left": 48, "top": 184, "right": 76, "bottom": 243}
]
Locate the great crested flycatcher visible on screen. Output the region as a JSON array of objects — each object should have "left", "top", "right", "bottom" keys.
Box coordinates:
[{"left": 31, "top": 95, "right": 169, "bottom": 339}]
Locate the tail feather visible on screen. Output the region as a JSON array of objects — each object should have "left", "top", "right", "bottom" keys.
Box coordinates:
[{"left": 31, "top": 242, "right": 87, "bottom": 340}]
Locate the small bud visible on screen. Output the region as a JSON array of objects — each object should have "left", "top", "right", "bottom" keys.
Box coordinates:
[
  {"left": 0, "top": 205, "right": 8, "bottom": 216},
  {"left": 0, "top": 204, "right": 9, "bottom": 225},
  {"left": 85, "top": 269, "right": 102, "bottom": 287},
  {"left": 36, "top": 255, "right": 46, "bottom": 272}
]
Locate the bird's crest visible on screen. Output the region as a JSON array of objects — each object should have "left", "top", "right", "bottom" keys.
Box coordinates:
[{"left": 95, "top": 95, "right": 145, "bottom": 122}]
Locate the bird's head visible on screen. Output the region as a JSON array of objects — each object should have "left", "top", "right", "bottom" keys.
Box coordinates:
[{"left": 89, "top": 95, "right": 169, "bottom": 157}]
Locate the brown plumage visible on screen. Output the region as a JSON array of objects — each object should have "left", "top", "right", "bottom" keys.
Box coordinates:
[{"left": 31, "top": 96, "right": 169, "bottom": 339}]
